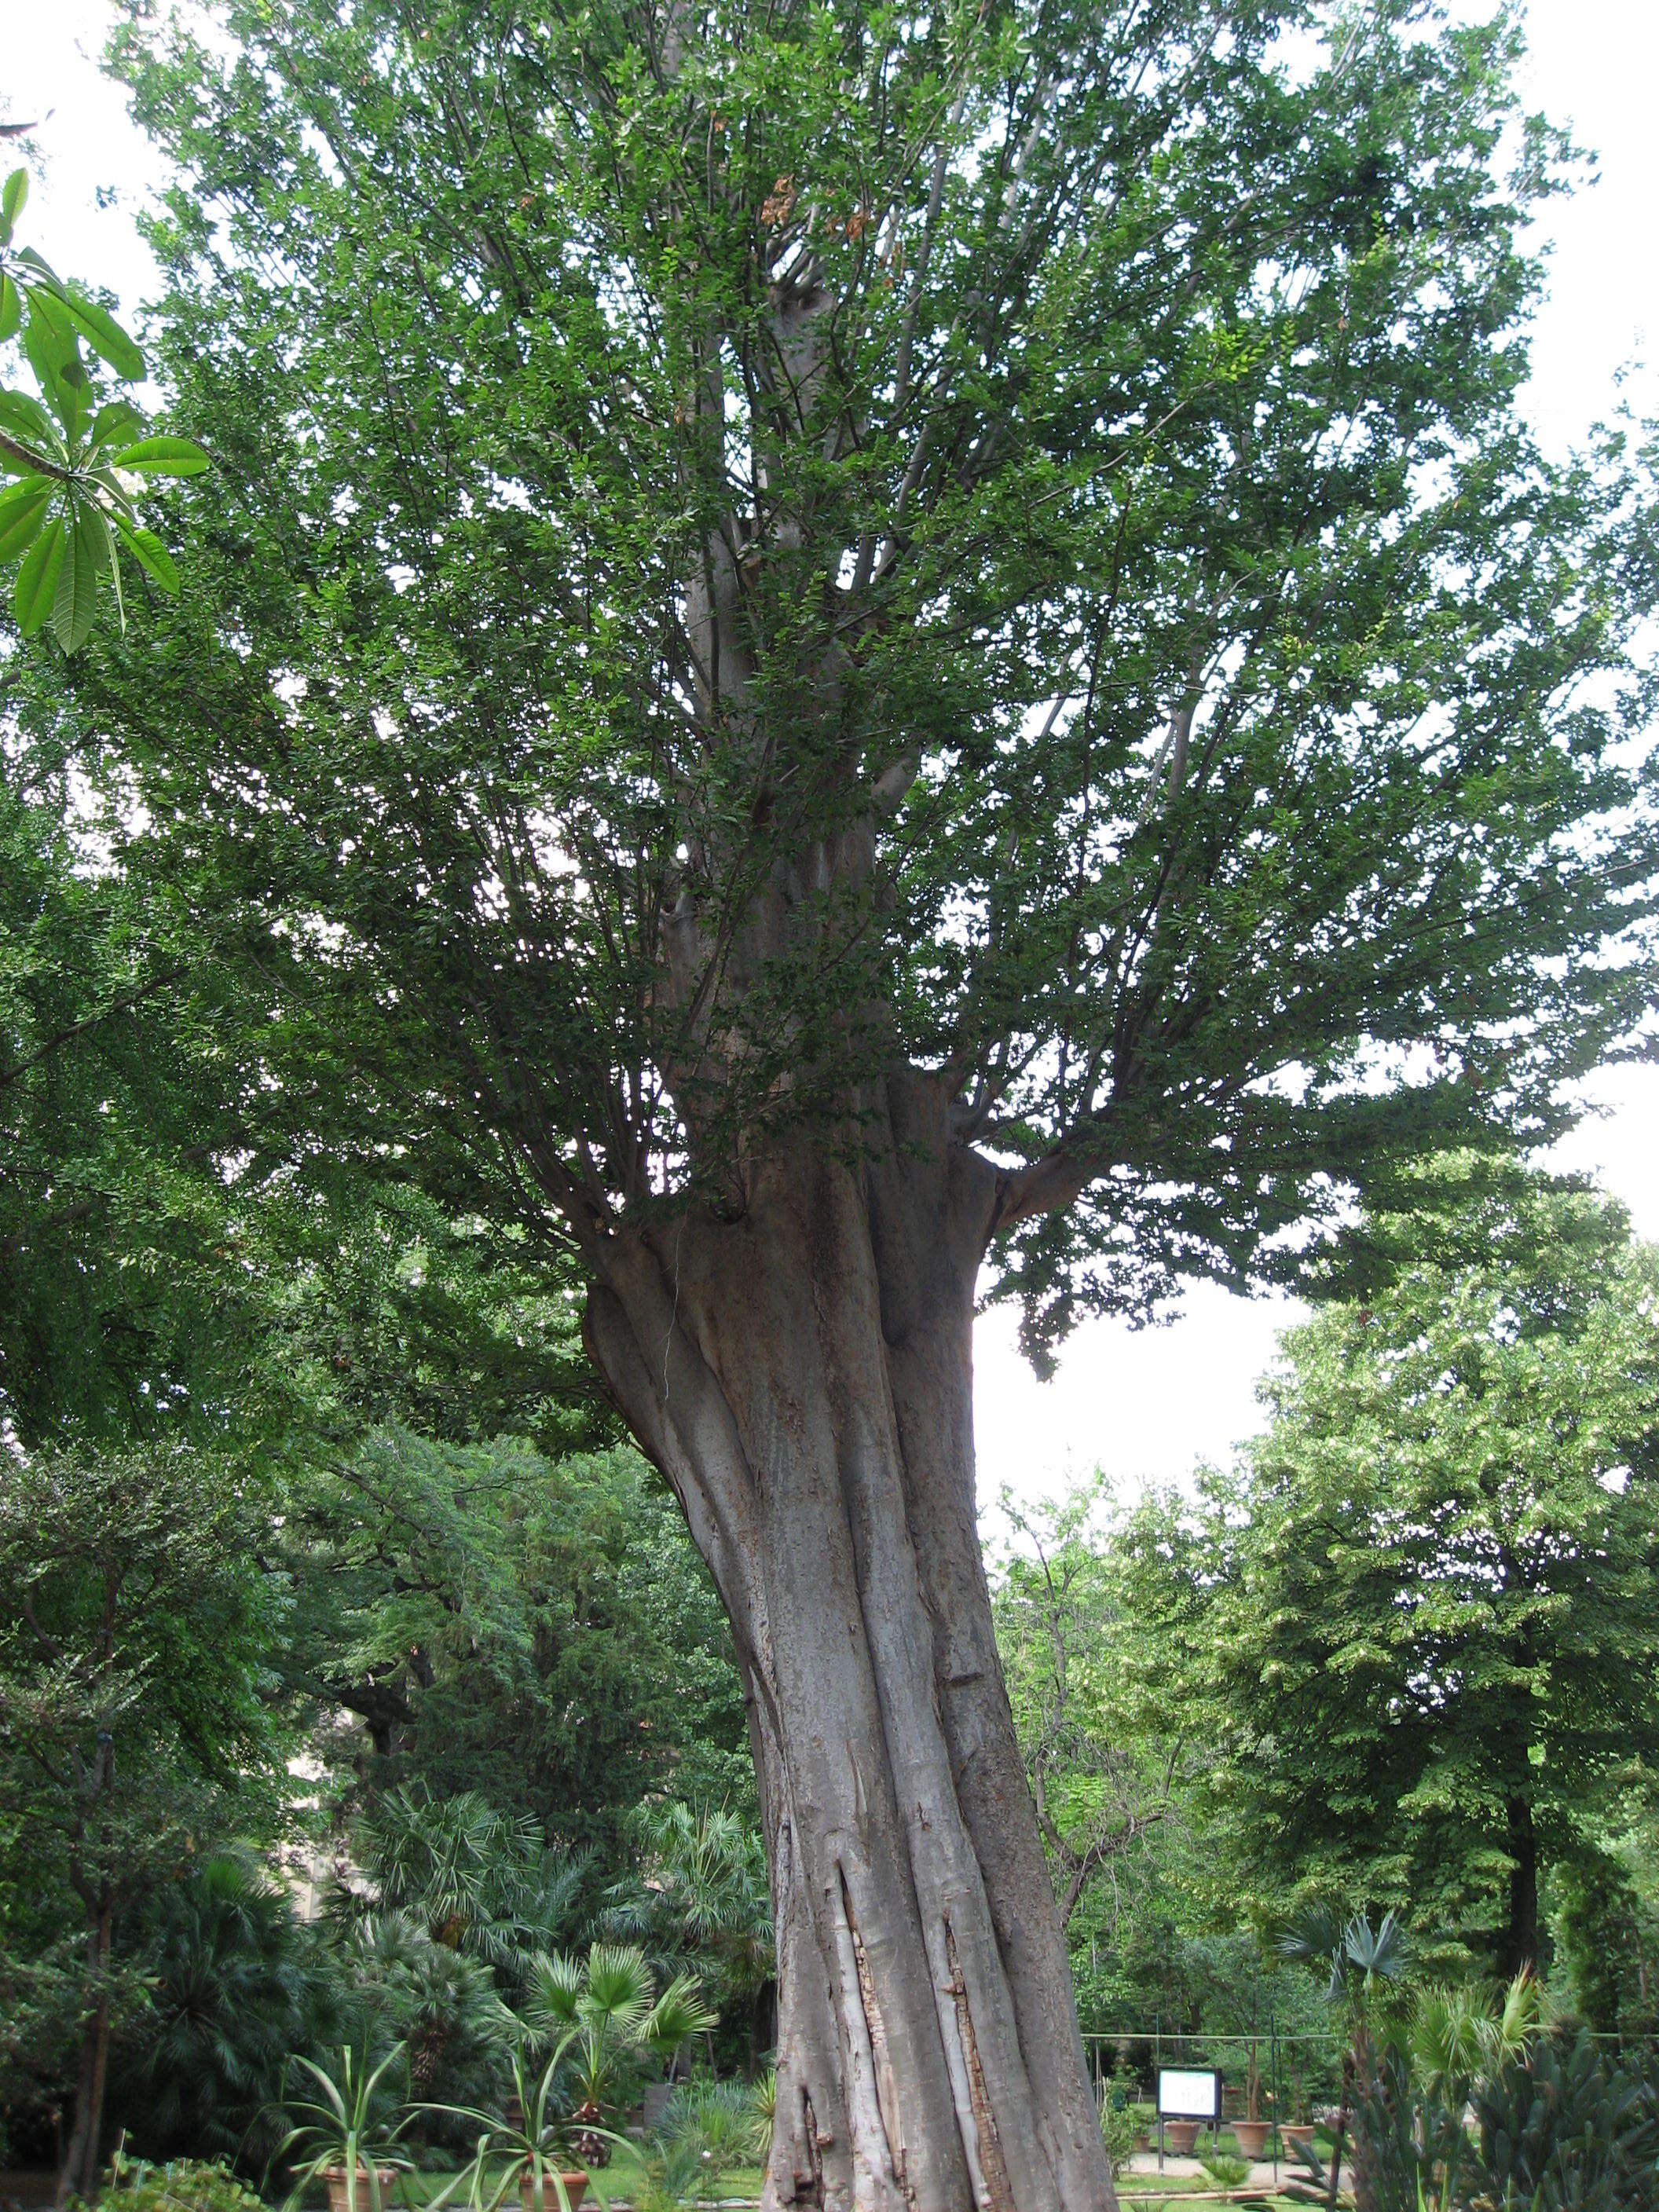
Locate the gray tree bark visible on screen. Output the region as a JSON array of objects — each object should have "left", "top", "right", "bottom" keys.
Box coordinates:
[{"left": 584, "top": 1074, "right": 1114, "bottom": 2212}]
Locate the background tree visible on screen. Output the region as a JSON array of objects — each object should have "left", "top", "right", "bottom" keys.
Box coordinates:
[
  {"left": 0, "top": 1444, "right": 285, "bottom": 2204},
  {"left": 992, "top": 1484, "right": 1189, "bottom": 1930},
  {"left": 10, "top": 1, "right": 1658, "bottom": 2201},
  {"left": 1122, "top": 1160, "right": 1659, "bottom": 1983}
]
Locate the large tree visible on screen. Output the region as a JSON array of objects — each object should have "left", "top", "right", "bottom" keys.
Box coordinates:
[
  {"left": 1120, "top": 1160, "right": 1659, "bottom": 1980},
  {"left": 12, "top": 1, "right": 1659, "bottom": 2203}
]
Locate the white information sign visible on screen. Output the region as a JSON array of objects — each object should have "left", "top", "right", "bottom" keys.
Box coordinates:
[{"left": 1158, "top": 2068, "right": 1220, "bottom": 2119}]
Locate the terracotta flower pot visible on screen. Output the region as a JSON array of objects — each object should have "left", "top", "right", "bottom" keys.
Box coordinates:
[
  {"left": 519, "top": 2171, "right": 588, "bottom": 2212},
  {"left": 323, "top": 2168, "right": 401, "bottom": 2212},
  {"left": 1163, "top": 2120, "right": 1202, "bottom": 2156},
  {"left": 1282, "top": 2124, "right": 1317, "bottom": 2155},
  {"left": 1232, "top": 2121, "right": 1269, "bottom": 2159}
]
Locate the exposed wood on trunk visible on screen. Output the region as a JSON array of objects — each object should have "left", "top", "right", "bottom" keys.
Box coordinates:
[{"left": 943, "top": 1917, "right": 1014, "bottom": 2212}]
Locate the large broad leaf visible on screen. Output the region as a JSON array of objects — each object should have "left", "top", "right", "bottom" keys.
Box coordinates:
[
  {"left": 51, "top": 502, "right": 108, "bottom": 654},
  {"left": 112, "top": 434, "right": 211, "bottom": 478},
  {"left": 13, "top": 515, "right": 67, "bottom": 635},
  {"left": 0, "top": 167, "right": 26, "bottom": 245},
  {"left": 90, "top": 400, "right": 147, "bottom": 452},
  {"left": 114, "top": 516, "right": 181, "bottom": 595},
  {"left": 52, "top": 288, "right": 145, "bottom": 383},
  {"left": 0, "top": 479, "right": 52, "bottom": 563},
  {"left": 23, "top": 307, "right": 91, "bottom": 440},
  {"left": 0, "top": 273, "right": 20, "bottom": 344},
  {"left": 0, "top": 388, "right": 64, "bottom": 467}
]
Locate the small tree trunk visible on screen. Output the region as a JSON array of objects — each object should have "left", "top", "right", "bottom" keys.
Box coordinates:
[
  {"left": 584, "top": 1077, "right": 1115, "bottom": 2212},
  {"left": 1506, "top": 1796, "right": 1539, "bottom": 1978},
  {"left": 58, "top": 1906, "right": 113, "bottom": 2207}
]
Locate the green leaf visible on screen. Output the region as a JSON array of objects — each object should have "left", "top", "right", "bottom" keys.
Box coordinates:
[
  {"left": 23, "top": 305, "right": 90, "bottom": 438},
  {"left": 0, "top": 388, "right": 64, "bottom": 465},
  {"left": 112, "top": 435, "right": 211, "bottom": 478},
  {"left": 56, "top": 290, "right": 145, "bottom": 383},
  {"left": 0, "top": 167, "right": 24, "bottom": 248},
  {"left": 0, "top": 273, "right": 20, "bottom": 344},
  {"left": 13, "top": 514, "right": 65, "bottom": 634},
  {"left": 90, "top": 400, "right": 146, "bottom": 452},
  {"left": 52, "top": 500, "right": 108, "bottom": 653},
  {"left": 0, "top": 480, "right": 52, "bottom": 562},
  {"left": 114, "top": 516, "right": 181, "bottom": 595}
]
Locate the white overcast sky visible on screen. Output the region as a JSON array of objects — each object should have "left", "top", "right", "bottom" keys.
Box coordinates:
[{"left": 7, "top": 2, "right": 1657, "bottom": 1511}]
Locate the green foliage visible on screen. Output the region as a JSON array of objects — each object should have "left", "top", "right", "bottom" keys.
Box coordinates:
[
  {"left": 276, "top": 2043, "right": 416, "bottom": 2212},
  {"left": 114, "top": 1855, "right": 326, "bottom": 2169},
  {"left": 992, "top": 1481, "right": 1189, "bottom": 1931},
  {"left": 603, "top": 1800, "right": 771, "bottom": 2021},
  {"left": 1199, "top": 2151, "right": 1249, "bottom": 2188},
  {"left": 519, "top": 1942, "right": 716, "bottom": 2133},
  {"left": 333, "top": 1913, "right": 513, "bottom": 2115},
  {"left": 1121, "top": 1160, "right": 1659, "bottom": 1972},
  {"left": 0, "top": 166, "right": 206, "bottom": 650},
  {"left": 107, "top": 2151, "right": 269, "bottom": 2212},
  {"left": 1470, "top": 2027, "right": 1659, "bottom": 2212},
  {"left": 355, "top": 1788, "right": 583, "bottom": 1982},
  {"left": 1327, "top": 2027, "right": 1659, "bottom": 2212},
  {"left": 0, "top": 1441, "right": 287, "bottom": 2127},
  {"left": 654, "top": 2077, "right": 767, "bottom": 2177},
  {"left": 3, "top": 0, "right": 1642, "bottom": 1372},
  {"left": 1099, "top": 2082, "right": 1140, "bottom": 2177},
  {"left": 280, "top": 1439, "right": 752, "bottom": 1871}
]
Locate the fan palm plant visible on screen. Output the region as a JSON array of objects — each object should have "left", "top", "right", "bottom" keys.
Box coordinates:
[
  {"left": 519, "top": 1946, "right": 716, "bottom": 2162},
  {"left": 119, "top": 1854, "right": 317, "bottom": 2166},
  {"left": 356, "top": 1787, "right": 583, "bottom": 1980},
  {"left": 1278, "top": 1908, "right": 1408, "bottom": 2212}
]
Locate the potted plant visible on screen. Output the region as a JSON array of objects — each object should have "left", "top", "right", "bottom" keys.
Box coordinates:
[
  {"left": 1232, "top": 2042, "right": 1269, "bottom": 2160},
  {"left": 1163, "top": 2118, "right": 1202, "bottom": 2157},
  {"left": 1281, "top": 2071, "right": 1316, "bottom": 2155},
  {"left": 276, "top": 2043, "right": 416, "bottom": 2212},
  {"left": 426, "top": 2044, "right": 596, "bottom": 2212}
]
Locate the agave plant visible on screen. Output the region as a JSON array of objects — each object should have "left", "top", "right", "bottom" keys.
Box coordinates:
[
  {"left": 418, "top": 2042, "right": 617, "bottom": 2212},
  {"left": 273, "top": 2043, "right": 415, "bottom": 2212},
  {"left": 519, "top": 1945, "right": 716, "bottom": 2161}
]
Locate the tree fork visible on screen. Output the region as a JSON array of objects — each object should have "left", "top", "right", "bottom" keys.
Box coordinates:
[{"left": 584, "top": 1075, "right": 1115, "bottom": 2212}]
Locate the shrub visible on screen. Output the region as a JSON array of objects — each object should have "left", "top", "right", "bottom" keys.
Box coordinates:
[
  {"left": 1099, "top": 2096, "right": 1139, "bottom": 2176},
  {"left": 107, "top": 2152, "right": 266, "bottom": 2212},
  {"left": 1199, "top": 2152, "right": 1250, "bottom": 2188}
]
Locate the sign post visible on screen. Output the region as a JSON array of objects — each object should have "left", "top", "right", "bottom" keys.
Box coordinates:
[{"left": 1157, "top": 2067, "right": 1221, "bottom": 2174}]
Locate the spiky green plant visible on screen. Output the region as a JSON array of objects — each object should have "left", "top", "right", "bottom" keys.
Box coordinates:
[{"left": 273, "top": 2043, "right": 415, "bottom": 2212}]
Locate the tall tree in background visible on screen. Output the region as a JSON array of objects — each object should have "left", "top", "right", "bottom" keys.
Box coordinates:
[
  {"left": 13, "top": 1, "right": 1658, "bottom": 2202},
  {"left": 992, "top": 1485, "right": 1188, "bottom": 1931},
  {"left": 0, "top": 1445, "right": 283, "bottom": 2203},
  {"left": 1122, "top": 1161, "right": 1659, "bottom": 1981}
]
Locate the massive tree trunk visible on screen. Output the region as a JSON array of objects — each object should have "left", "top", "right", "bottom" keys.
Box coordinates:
[{"left": 584, "top": 1074, "right": 1112, "bottom": 2212}]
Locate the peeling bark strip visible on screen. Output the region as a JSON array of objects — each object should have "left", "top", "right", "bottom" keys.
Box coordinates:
[
  {"left": 839, "top": 1868, "right": 912, "bottom": 2201},
  {"left": 944, "top": 1917, "right": 1016, "bottom": 2212},
  {"left": 585, "top": 1078, "right": 1117, "bottom": 2212}
]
